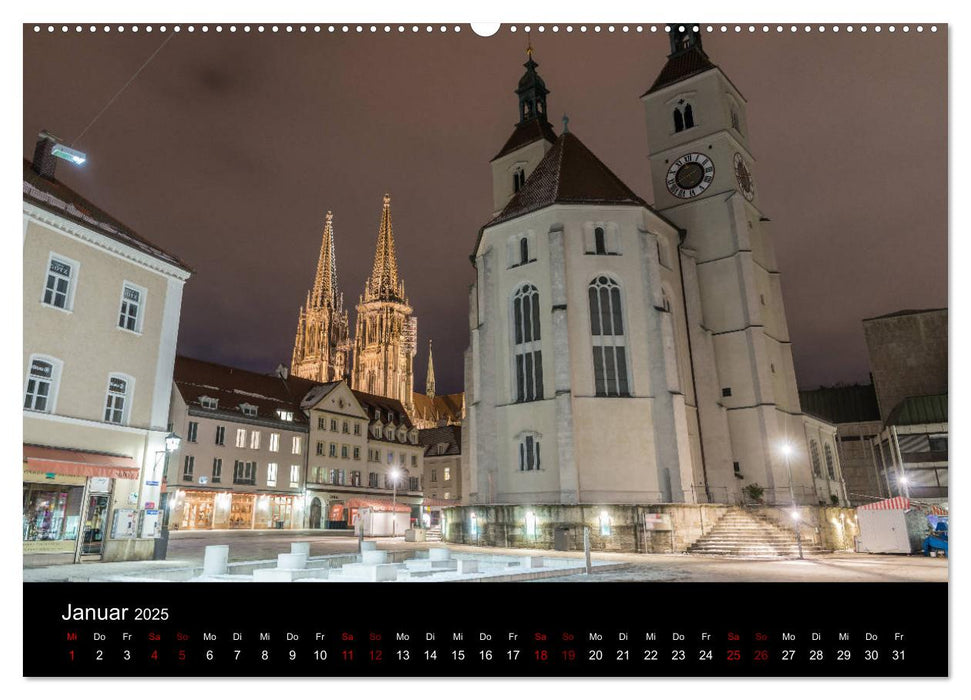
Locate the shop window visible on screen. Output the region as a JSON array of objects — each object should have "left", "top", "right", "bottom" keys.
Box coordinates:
[
  {"left": 24, "top": 355, "right": 61, "bottom": 413},
  {"left": 22, "top": 483, "right": 83, "bottom": 542}
]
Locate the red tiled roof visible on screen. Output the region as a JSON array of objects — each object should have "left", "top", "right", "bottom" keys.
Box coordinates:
[
  {"left": 173, "top": 356, "right": 320, "bottom": 426},
  {"left": 485, "top": 131, "right": 647, "bottom": 229},
  {"left": 643, "top": 46, "right": 717, "bottom": 96},
  {"left": 491, "top": 117, "right": 558, "bottom": 161},
  {"left": 23, "top": 160, "right": 191, "bottom": 272}
]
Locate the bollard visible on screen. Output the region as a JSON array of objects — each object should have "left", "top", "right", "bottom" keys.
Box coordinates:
[
  {"left": 203, "top": 545, "right": 229, "bottom": 576},
  {"left": 291, "top": 542, "right": 310, "bottom": 557},
  {"left": 358, "top": 530, "right": 364, "bottom": 554},
  {"left": 583, "top": 526, "right": 591, "bottom": 575}
]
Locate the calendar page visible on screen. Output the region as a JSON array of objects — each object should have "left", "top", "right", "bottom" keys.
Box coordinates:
[{"left": 20, "top": 7, "right": 949, "bottom": 684}]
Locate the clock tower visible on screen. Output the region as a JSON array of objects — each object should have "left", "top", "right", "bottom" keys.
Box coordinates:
[{"left": 641, "top": 25, "right": 815, "bottom": 505}]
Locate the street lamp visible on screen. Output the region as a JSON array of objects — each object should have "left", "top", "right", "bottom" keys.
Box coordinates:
[
  {"left": 781, "top": 442, "right": 804, "bottom": 560},
  {"left": 899, "top": 475, "right": 911, "bottom": 499},
  {"left": 389, "top": 467, "right": 401, "bottom": 538},
  {"left": 153, "top": 431, "right": 182, "bottom": 560}
]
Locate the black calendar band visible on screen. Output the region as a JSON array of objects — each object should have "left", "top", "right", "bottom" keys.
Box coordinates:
[{"left": 24, "top": 582, "right": 947, "bottom": 678}]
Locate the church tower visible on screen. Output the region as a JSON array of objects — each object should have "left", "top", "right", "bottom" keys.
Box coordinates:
[
  {"left": 351, "top": 194, "right": 417, "bottom": 410},
  {"left": 641, "top": 25, "right": 815, "bottom": 504},
  {"left": 426, "top": 340, "right": 436, "bottom": 399},
  {"left": 489, "top": 39, "right": 559, "bottom": 216},
  {"left": 291, "top": 210, "right": 351, "bottom": 383}
]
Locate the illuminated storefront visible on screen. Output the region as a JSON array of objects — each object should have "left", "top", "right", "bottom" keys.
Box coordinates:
[
  {"left": 169, "top": 488, "right": 298, "bottom": 530},
  {"left": 22, "top": 446, "right": 139, "bottom": 560}
]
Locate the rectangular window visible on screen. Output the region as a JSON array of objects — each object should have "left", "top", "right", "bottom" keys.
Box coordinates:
[
  {"left": 276, "top": 409, "right": 293, "bottom": 421},
  {"left": 353, "top": 423, "right": 361, "bottom": 436},
  {"left": 353, "top": 447, "right": 361, "bottom": 460},
  {"left": 519, "top": 435, "right": 541, "bottom": 471},
  {"left": 215, "top": 425, "right": 225, "bottom": 446},
  {"left": 103, "top": 375, "right": 129, "bottom": 425},
  {"left": 182, "top": 455, "right": 194, "bottom": 481},
  {"left": 24, "top": 357, "right": 56, "bottom": 412},
  {"left": 318, "top": 416, "right": 325, "bottom": 430},
  {"left": 387, "top": 451, "right": 394, "bottom": 465},
  {"left": 187, "top": 421, "right": 198, "bottom": 443},
  {"left": 250, "top": 431, "right": 261, "bottom": 450},
  {"left": 235, "top": 429, "right": 247, "bottom": 448},
  {"left": 368, "top": 472, "right": 379, "bottom": 488},
  {"left": 290, "top": 465, "right": 300, "bottom": 488},
  {"left": 233, "top": 460, "right": 257, "bottom": 485},
  {"left": 411, "top": 455, "right": 417, "bottom": 468},
  {"left": 43, "top": 256, "right": 74, "bottom": 309},
  {"left": 212, "top": 458, "right": 222, "bottom": 483},
  {"left": 329, "top": 443, "right": 337, "bottom": 458},
  {"left": 432, "top": 469, "right": 438, "bottom": 482},
  {"left": 444, "top": 467, "right": 451, "bottom": 481},
  {"left": 292, "top": 436, "right": 302, "bottom": 454},
  {"left": 118, "top": 283, "right": 144, "bottom": 332},
  {"left": 330, "top": 419, "right": 337, "bottom": 431},
  {"left": 267, "top": 462, "right": 278, "bottom": 487},
  {"left": 409, "top": 477, "right": 420, "bottom": 491},
  {"left": 201, "top": 396, "right": 218, "bottom": 410},
  {"left": 928, "top": 435, "right": 948, "bottom": 452},
  {"left": 722, "top": 387, "right": 732, "bottom": 397},
  {"left": 351, "top": 471, "right": 362, "bottom": 487},
  {"left": 316, "top": 441, "right": 324, "bottom": 456},
  {"left": 341, "top": 445, "right": 349, "bottom": 459},
  {"left": 444, "top": 491, "right": 450, "bottom": 500},
  {"left": 269, "top": 433, "right": 280, "bottom": 452},
  {"left": 342, "top": 421, "right": 349, "bottom": 434}
]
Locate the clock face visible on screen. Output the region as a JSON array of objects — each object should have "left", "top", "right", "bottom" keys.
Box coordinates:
[
  {"left": 666, "top": 153, "right": 714, "bottom": 199},
  {"left": 733, "top": 152, "right": 755, "bottom": 201}
]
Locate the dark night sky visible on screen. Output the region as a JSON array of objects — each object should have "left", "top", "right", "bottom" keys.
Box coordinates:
[{"left": 22, "top": 25, "right": 947, "bottom": 395}]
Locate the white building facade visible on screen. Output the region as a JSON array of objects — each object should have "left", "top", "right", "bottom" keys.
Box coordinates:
[
  {"left": 23, "top": 133, "right": 191, "bottom": 562},
  {"left": 465, "top": 30, "right": 831, "bottom": 510}
]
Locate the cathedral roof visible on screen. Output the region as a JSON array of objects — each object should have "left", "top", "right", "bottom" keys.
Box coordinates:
[
  {"left": 643, "top": 44, "right": 718, "bottom": 96},
  {"left": 485, "top": 131, "right": 647, "bottom": 228},
  {"left": 491, "top": 117, "right": 558, "bottom": 161}
]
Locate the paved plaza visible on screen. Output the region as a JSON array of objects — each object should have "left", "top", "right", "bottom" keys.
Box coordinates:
[{"left": 22, "top": 529, "right": 948, "bottom": 583}]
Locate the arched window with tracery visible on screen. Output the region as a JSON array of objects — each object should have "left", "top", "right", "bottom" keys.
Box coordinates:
[
  {"left": 512, "top": 284, "right": 543, "bottom": 402},
  {"left": 810, "top": 440, "right": 822, "bottom": 477},
  {"left": 588, "top": 276, "right": 629, "bottom": 397}
]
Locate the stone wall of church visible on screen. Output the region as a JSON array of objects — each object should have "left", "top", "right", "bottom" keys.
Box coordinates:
[{"left": 442, "top": 503, "right": 859, "bottom": 554}]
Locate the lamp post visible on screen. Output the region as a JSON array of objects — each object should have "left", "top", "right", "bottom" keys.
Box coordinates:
[
  {"left": 781, "top": 443, "right": 804, "bottom": 560},
  {"left": 153, "top": 431, "right": 182, "bottom": 560},
  {"left": 390, "top": 468, "right": 401, "bottom": 538}
]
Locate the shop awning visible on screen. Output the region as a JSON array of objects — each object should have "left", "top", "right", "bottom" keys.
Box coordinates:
[
  {"left": 345, "top": 497, "right": 411, "bottom": 513},
  {"left": 857, "top": 497, "right": 948, "bottom": 515},
  {"left": 23, "top": 444, "right": 140, "bottom": 480}
]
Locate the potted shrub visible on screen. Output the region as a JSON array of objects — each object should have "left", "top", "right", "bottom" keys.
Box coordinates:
[{"left": 743, "top": 483, "right": 765, "bottom": 504}]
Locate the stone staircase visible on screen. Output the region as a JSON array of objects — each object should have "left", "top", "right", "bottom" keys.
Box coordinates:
[
  {"left": 687, "top": 508, "right": 826, "bottom": 558},
  {"left": 425, "top": 526, "right": 443, "bottom": 543}
]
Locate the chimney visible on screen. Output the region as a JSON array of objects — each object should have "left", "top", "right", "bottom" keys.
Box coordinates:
[{"left": 31, "top": 130, "right": 60, "bottom": 180}]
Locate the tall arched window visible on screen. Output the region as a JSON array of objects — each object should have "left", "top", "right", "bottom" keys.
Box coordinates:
[
  {"left": 824, "top": 444, "right": 836, "bottom": 480},
  {"left": 512, "top": 284, "right": 543, "bottom": 402},
  {"left": 520, "top": 236, "right": 530, "bottom": 266},
  {"left": 684, "top": 103, "right": 695, "bottom": 128},
  {"left": 594, "top": 227, "right": 607, "bottom": 255},
  {"left": 588, "top": 276, "right": 629, "bottom": 397},
  {"left": 810, "top": 440, "right": 822, "bottom": 477},
  {"left": 673, "top": 108, "right": 684, "bottom": 133},
  {"left": 513, "top": 168, "right": 525, "bottom": 193}
]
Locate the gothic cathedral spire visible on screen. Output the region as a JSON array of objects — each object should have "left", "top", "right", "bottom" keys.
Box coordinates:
[
  {"left": 351, "top": 194, "right": 417, "bottom": 410},
  {"left": 290, "top": 210, "right": 351, "bottom": 383},
  {"left": 426, "top": 339, "right": 436, "bottom": 399},
  {"left": 365, "top": 194, "right": 404, "bottom": 303}
]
